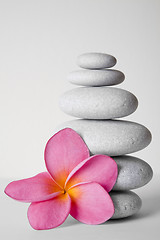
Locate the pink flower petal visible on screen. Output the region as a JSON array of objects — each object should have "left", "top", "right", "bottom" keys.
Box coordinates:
[
  {"left": 65, "top": 155, "right": 118, "bottom": 192},
  {"left": 68, "top": 182, "right": 114, "bottom": 224},
  {"left": 44, "top": 128, "right": 90, "bottom": 188},
  {"left": 27, "top": 193, "right": 71, "bottom": 230},
  {"left": 5, "top": 172, "right": 62, "bottom": 202}
]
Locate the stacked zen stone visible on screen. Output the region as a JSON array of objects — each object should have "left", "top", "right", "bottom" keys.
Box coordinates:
[{"left": 58, "top": 53, "right": 153, "bottom": 219}]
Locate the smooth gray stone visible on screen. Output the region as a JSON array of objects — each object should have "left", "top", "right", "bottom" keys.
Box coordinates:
[
  {"left": 67, "top": 69, "right": 125, "bottom": 86},
  {"left": 55, "top": 119, "right": 152, "bottom": 156},
  {"left": 110, "top": 191, "right": 142, "bottom": 219},
  {"left": 77, "top": 52, "right": 117, "bottom": 69},
  {"left": 113, "top": 155, "right": 153, "bottom": 190},
  {"left": 59, "top": 87, "right": 138, "bottom": 119}
]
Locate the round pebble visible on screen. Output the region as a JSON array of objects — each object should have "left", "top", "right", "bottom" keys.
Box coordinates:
[
  {"left": 113, "top": 155, "right": 153, "bottom": 190},
  {"left": 110, "top": 191, "right": 142, "bottom": 219},
  {"left": 55, "top": 119, "right": 152, "bottom": 156},
  {"left": 77, "top": 52, "right": 117, "bottom": 69},
  {"left": 59, "top": 87, "right": 138, "bottom": 119},
  {"left": 67, "top": 69, "right": 125, "bottom": 86}
]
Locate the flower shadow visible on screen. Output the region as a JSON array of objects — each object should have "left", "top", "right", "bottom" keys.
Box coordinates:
[{"left": 60, "top": 215, "right": 80, "bottom": 228}]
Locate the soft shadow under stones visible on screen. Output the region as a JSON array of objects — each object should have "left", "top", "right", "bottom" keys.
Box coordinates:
[
  {"left": 61, "top": 212, "right": 143, "bottom": 228},
  {"left": 138, "top": 190, "right": 160, "bottom": 218}
]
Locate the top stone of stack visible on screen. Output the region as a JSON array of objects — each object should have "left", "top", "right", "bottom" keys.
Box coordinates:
[{"left": 77, "top": 52, "right": 117, "bottom": 69}]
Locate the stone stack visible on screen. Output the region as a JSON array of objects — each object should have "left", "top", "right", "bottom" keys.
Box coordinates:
[{"left": 58, "top": 53, "right": 153, "bottom": 219}]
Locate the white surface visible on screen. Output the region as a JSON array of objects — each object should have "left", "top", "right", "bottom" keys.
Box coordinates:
[
  {"left": 0, "top": 1, "right": 160, "bottom": 239},
  {"left": 1, "top": 175, "right": 160, "bottom": 240}
]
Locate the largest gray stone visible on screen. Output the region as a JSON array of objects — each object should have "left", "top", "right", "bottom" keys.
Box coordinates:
[
  {"left": 59, "top": 87, "right": 138, "bottom": 119},
  {"left": 113, "top": 155, "right": 153, "bottom": 190},
  {"left": 55, "top": 119, "right": 152, "bottom": 156}
]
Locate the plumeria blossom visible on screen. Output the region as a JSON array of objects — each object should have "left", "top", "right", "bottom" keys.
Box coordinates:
[{"left": 5, "top": 128, "right": 118, "bottom": 230}]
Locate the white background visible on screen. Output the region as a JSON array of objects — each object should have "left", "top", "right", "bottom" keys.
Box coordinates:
[{"left": 0, "top": 0, "right": 160, "bottom": 239}]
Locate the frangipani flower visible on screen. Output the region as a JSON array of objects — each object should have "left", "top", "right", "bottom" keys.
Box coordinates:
[{"left": 5, "top": 128, "right": 118, "bottom": 230}]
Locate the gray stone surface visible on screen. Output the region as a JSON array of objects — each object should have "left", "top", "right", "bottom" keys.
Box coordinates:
[
  {"left": 113, "top": 155, "right": 153, "bottom": 190},
  {"left": 77, "top": 52, "right": 117, "bottom": 69},
  {"left": 67, "top": 69, "right": 125, "bottom": 86},
  {"left": 59, "top": 87, "right": 138, "bottom": 119},
  {"left": 110, "top": 191, "right": 142, "bottom": 219},
  {"left": 55, "top": 119, "right": 152, "bottom": 156}
]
